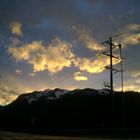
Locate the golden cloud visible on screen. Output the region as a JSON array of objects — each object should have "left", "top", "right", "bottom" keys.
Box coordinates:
[
  {"left": 29, "top": 39, "right": 75, "bottom": 73},
  {"left": 0, "top": 83, "right": 19, "bottom": 105},
  {"left": 8, "top": 41, "right": 43, "bottom": 61},
  {"left": 118, "top": 24, "right": 140, "bottom": 47},
  {"left": 10, "top": 21, "right": 23, "bottom": 36},
  {"left": 77, "top": 27, "right": 104, "bottom": 51},
  {"left": 74, "top": 55, "right": 120, "bottom": 74},
  {"left": 121, "top": 33, "right": 140, "bottom": 46},
  {"left": 74, "top": 71, "right": 88, "bottom": 81},
  {"left": 8, "top": 33, "right": 121, "bottom": 75},
  {"left": 8, "top": 38, "right": 75, "bottom": 73}
]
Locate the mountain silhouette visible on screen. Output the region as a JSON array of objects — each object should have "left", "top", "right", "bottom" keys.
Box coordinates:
[{"left": 0, "top": 88, "right": 140, "bottom": 134}]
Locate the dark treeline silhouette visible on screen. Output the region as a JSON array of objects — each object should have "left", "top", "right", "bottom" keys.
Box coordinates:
[{"left": 0, "top": 89, "right": 140, "bottom": 134}]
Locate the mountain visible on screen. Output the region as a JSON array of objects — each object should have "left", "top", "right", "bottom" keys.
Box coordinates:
[
  {"left": 0, "top": 88, "right": 140, "bottom": 132},
  {"left": 10, "top": 88, "right": 108, "bottom": 106},
  {"left": 14, "top": 88, "right": 70, "bottom": 104}
]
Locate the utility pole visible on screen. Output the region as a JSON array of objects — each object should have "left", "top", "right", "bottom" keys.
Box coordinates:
[
  {"left": 118, "top": 44, "right": 125, "bottom": 128},
  {"left": 118, "top": 44, "right": 124, "bottom": 92},
  {"left": 99, "top": 35, "right": 126, "bottom": 128},
  {"left": 100, "top": 35, "right": 125, "bottom": 93},
  {"left": 100, "top": 37, "right": 119, "bottom": 93},
  {"left": 109, "top": 37, "right": 113, "bottom": 93}
]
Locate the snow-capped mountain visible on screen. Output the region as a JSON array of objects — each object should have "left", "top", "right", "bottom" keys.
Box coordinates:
[
  {"left": 16, "top": 88, "right": 70, "bottom": 104},
  {"left": 13, "top": 88, "right": 109, "bottom": 105}
]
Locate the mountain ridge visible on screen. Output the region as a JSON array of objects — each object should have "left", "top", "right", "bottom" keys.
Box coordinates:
[
  {"left": 0, "top": 88, "right": 140, "bottom": 131},
  {"left": 9, "top": 88, "right": 109, "bottom": 106}
]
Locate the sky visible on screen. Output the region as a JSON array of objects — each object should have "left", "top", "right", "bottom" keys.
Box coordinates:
[{"left": 0, "top": 0, "right": 140, "bottom": 105}]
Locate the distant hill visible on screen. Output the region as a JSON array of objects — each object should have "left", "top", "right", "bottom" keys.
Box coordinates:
[{"left": 0, "top": 88, "right": 140, "bottom": 132}]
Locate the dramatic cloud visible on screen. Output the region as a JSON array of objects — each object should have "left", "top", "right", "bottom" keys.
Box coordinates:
[
  {"left": 29, "top": 39, "right": 75, "bottom": 73},
  {"left": 8, "top": 36, "right": 121, "bottom": 75},
  {"left": 75, "top": 27, "right": 104, "bottom": 52},
  {"left": 0, "top": 83, "right": 19, "bottom": 105},
  {"left": 74, "top": 55, "right": 120, "bottom": 74},
  {"left": 121, "top": 34, "right": 140, "bottom": 46},
  {"left": 8, "top": 41, "right": 43, "bottom": 61},
  {"left": 8, "top": 38, "right": 75, "bottom": 73},
  {"left": 0, "top": 79, "right": 39, "bottom": 105},
  {"left": 118, "top": 24, "right": 140, "bottom": 47},
  {"left": 10, "top": 21, "right": 23, "bottom": 36},
  {"left": 74, "top": 71, "right": 88, "bottom": 81}
]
